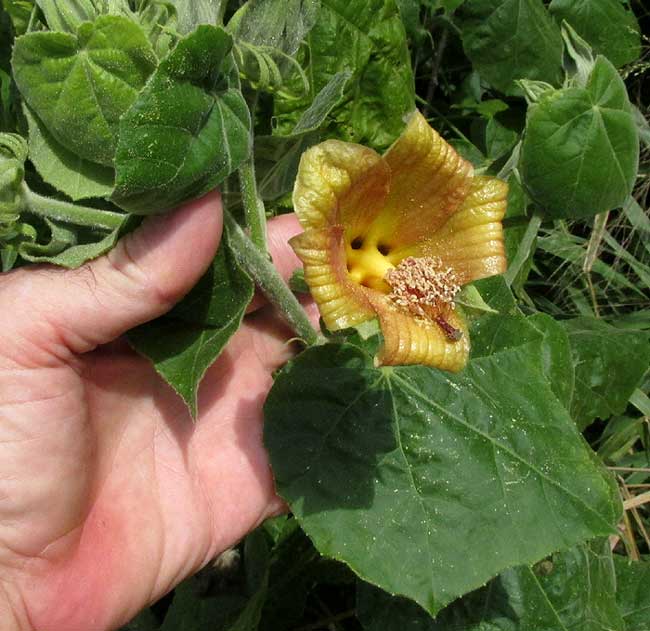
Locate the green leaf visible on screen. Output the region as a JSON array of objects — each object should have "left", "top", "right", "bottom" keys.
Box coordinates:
[
  {"left": 17, "top": 214, "right": 136, "bottom": 267},
  {"left": 549, "top": 0, "right": 641, "bottom": 68},
  {"left": 264, "top": 341, "right": 621, "bottom": 616},
  {"left": 12, "top": 15, "right": 158, "bottom": 166},
  {"left": 560, "top": 316, "right": 650, "bottom": 430},
  {"left": 127, "top": 225, "right": 254, "bottom": 418},
  {"left": 458, "top": 0, "right": 563, "bottom": 95},
  {"left": 35, "top": 0, "right": 98, "bottom": 32},
  {"left": 112, "top": 25, "right": 251, "bottom": 215},
  {"left": 24, "top": 105, "right": 114, "bottom": 201},
  {"left": 470, "top": 312, "right": 574, "bottom": 410},
  {"left": 228, "top": 0, "right": 319, "bottom": 55},
  {"left": 471, "top": 275, "right": 520, "bottom": 315},
  {"left": 273, "top": 0, "right": 415, "bottom": 151},
  {"left": 614, "top": 556, "right": 650, "bottom": 631},
  {"left": 256, "top": 70, "right": 350, "bottom": 201},
  {"left": 521, "top": 56, "right": 639, "bottom": 219},
  {"left": 357, "top": 539, "right": 625, "bottom": 630},
  {"left": 170, "top": 0, "right": 224, "bottom": 34},
  {"left": 2, "top": 0, "right": 34, "bottom": 36},
  {"left": 160, "top": 580, "right": 246, "bottom": 631}
]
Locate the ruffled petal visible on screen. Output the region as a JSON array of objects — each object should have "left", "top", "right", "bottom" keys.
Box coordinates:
[
  {"left": 292, "top": 140, "right": 391, "bottom": 240},
  {"left": 365, "top": 111, "right": 474, "bottom": 252},
  {"left": 369, "top": 293, "right": 470, "bottom": 371},
  {"left": 290, "top": 227, "right": 376, "bottom": 331},
  {"left": 413, "top": 175, "right": 508, "bottom": 284}
]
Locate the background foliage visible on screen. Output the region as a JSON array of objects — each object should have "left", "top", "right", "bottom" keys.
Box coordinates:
[{"left": 1, "top": 0, "right": 649, "bottom": 629}]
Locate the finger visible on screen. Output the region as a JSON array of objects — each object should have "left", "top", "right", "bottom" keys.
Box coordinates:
[
  {"left": 3, "top": 191, "right": 223, "bottom": 360},
  {"left": 247, "top": 213, "right": 304, "bottom": 313}
]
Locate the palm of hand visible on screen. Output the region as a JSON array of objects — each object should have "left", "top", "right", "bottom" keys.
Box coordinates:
[{"left": 0, "top": 197, "right": 303, "bottom": 631}]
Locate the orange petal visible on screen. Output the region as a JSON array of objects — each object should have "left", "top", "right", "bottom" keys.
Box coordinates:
[
  {"left": 365, "top": 111, "right": 474, "bottom": 251},
  {"left": 369, "top": 293, "right": 470, "bottom": 371},
  {"left": 291, "top": 140, "right": 391, "bottom": 240},
  {"left": 414, "top": 175, "right": 508, "bottom": 284},
  {"left": 290, "top": 227, "right": 376, "bottom": 331}
]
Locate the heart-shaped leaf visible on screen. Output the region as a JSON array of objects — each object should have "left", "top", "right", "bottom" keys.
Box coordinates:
[
  {"left": 12, "top": 15, "right": 157, "bottom": 165},
  {"left": 521, "top": 56, "right": 639, "bottom": 219},
  {"left": 264, "top": 340, "right": 621, "bottom": 616}
]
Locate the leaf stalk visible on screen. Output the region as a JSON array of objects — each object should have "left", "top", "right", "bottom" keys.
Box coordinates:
[
  {"left": 23, "top": 184, "right": 126, "bottom": 231},
  {"left": 238, "top": 157, "right": 268, "bottom": 253},
  {"left": 224, "top": 210, "right": 318, "bottom": 346}
]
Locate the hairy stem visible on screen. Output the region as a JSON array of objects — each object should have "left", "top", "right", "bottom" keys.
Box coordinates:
[
  {"left": 23, "top": 185, "right": 126, "bottom": 231},
  {"left": 238, "top": 157, "right": 267, "bottom": 253},
  {"left": 224, "top": 211, "right": 318, "bottom": 345}
]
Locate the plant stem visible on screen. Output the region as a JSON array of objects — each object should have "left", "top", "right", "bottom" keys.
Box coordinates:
[
  {"left": 238, "top": 157, "right": 267, "bottom": 253},
  {"left": 24, "top": 185, "right": 126, "bottom": 231},
  {"left": 224, "top": 211, "right": 319, "bottom": 345}
]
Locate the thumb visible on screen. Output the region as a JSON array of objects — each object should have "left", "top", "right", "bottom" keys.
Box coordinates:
[{"left": 3, "top": 191, "right": 222, "bottom": 361}]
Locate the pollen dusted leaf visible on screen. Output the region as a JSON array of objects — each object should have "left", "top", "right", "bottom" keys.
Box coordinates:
[
  {"left": 264, "top": 341, "right": 621, "bottom": 617},
  {"left": 23, "top": 105, "right": 114, "bottom": 201},
  {"left": 127, "top": 226, "right": 254, "bottom": 418},
  {"left": 458, "top": 0, "right": 564, "bottom": 95},
  {"left": 521, "top": 56, "right": 639, "bottom": 219},
  {"left": 112, "top": 25, "right": 251, "bottom": 215},
  {"left": 12, "top": 15, "right": 158, "bottom": 166}
]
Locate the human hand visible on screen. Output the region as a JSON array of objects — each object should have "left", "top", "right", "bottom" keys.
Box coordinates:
[{"left": 0, "top": 192, "right": 309, "bottom": 631}]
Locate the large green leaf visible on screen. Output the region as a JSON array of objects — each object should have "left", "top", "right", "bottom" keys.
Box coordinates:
[
  {"left": 549, "top": 0, "right": 641, "bottom": 68},
  {"left": 458, "top": 0, "right": 563, "bottom": 95},
  {"left": 614, "top": 556, "right": 650, "bottom": 631},
  {"left": 127, "top": 224, "right": 254, "bottom": 418},
  {"left": 560, "top": 316, "right": 650, "bottom": 430},
  {"left": 12, "top": 15, "right": 157, "bottom": 165},
  {"left": 24, "top": 105, "right": 114, "bottom": 201},
  {"left": 470, "top": 312, "right": 574, "bottom": 410},
  {"left": 264, "top": 341, "right": 621, "bottom": 616},
  {"left": 521, "top": 56, "right": 639, "bottom": 219},
  {"left": 112, "top": 25, "right": 251, "bottom": 215},
  {"left": 357, "top": 539, "right": 625, "bottom": 630},
  {"left": 273, "top": 0, "right": 415, "bottom": 151}
]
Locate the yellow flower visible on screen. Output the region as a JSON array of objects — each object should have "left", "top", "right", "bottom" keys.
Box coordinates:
[{"left": 290, "top": 111, "right": 507, "bottom": 371}]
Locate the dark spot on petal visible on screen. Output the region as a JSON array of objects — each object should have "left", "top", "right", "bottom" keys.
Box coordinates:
[
  {"left": 377, "top": 243, "right": 391, "bottom": 256},
  {"left": 351, "top": 237, "right": 363, "bottom": 250}
]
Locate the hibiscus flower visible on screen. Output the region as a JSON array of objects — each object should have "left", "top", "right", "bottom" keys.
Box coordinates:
[{"left": 290, "top": 111, "right": 507, "bottom": 371}]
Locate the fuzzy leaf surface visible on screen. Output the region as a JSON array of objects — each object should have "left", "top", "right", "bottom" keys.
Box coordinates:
[
  {"left": 12, "top": 15, "right": 157, "bottom": 165},
  {"left": 112, "top": 25, "right": 250, "bottom": 215},
  {"left": 24, "top": 106, "right": 114, "bottom": 201},
  {"left": 264, "top": 342, "right": 621, "bottom": 616}
]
